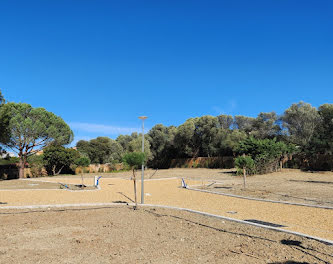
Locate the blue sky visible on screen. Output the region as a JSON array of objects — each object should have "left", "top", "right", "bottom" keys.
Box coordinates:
[{"left": 1, "top": 0, "right": 332, "bottom": 144}]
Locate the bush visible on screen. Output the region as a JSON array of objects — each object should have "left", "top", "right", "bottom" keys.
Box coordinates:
[
  {"left": 122, "top": 152, "right": 145, "bottom": 169},
  {"left": 235, "top": 156, "right": 255, "bottom": 175},
  {"left": 236, "top": 137, "right": 296, "bottom": 174},
  {"left": 28, "top": 155, "right": 47, "bottom": 177}
]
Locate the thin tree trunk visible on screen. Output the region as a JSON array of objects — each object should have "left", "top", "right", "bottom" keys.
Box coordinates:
[
  {"left": 243, "top": 167, "right": 246, "bottom": 189},
  {"left": 133, "top": 168, "right": 137, "bottom": 209},
  {"left": 55, "top": 166, "right": 64, "bottom": 176},
  {"left": 19, "top": 155, "right": 25, "bottom": 179},
  {"left": 81, "top": 173, "right": 84, "bottom": 188}
]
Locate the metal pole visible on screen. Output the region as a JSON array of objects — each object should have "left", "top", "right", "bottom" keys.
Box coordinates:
[{"left": 141, "top": 119, "right": 145, "bottom": 204}]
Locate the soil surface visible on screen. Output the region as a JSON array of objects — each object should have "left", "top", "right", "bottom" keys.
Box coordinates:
[
  {"left": 0, "top": 179, "right": 97, "bottom": 191},
  {"left": 1, "top": 169, "right": 332, "bottom": 242},
  {"left": 0, "top": 206, "right": 332, "bottom": 264},
  {"left": 64, "top": 168, "right": 333, "bottom": 207}
]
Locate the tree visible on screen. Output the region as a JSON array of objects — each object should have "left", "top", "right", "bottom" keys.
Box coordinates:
[
  {"left": 75, "top": 156, "right": 91, "bottom": 187},
  {"left": 89, "top": 137, "right": 113, "bottom": 164},
  {"left": 193, "top": 116, "right": 219, "bottom": 157},
  {"left": 234, "top": 155, "right": 255, "bottom": 189},
  {"left": 123, "top": 152, "right": 145, "bottom": 209},
  {"left": 217, "top": 114, "right": 234, "bottom": 130},
  {"left": 43, "top": 146, "right": 80, "bottom": 175},
  {"left": 251, "top": 112, "right": 280, "bottom": 139},
  {"left": 76, "top": 140, "right": 92, "bottom": 157},
  {"left": 116, "top": 134, "right": 135, "bottom": 152},
  {"left": 213, "top": 129, "right": 248, "bottom": 156},
  {"left": 108, "top": 140, "right": 124, "bottom": 163},
  {"left": 174, "top": 116, "right": 220, "bottom": 158},
  {"left": 307, "top": 104, "right": 333, "bottom": 155},
  {"left": 236, "top": 137, "right": 296, "bottom": 174},
  {"left": 27, "top": 154, "right": 46, "bottom": 177},
  {"left": 148, "top": 124, "right": 177, "bottom": 162},
  {"left": 234, "top": 115, "right": 255, "bottom": 133},
  {"left": 76, "top": 137, "right": 124, "bottom": 164},
  {"left": 281, "top": 102, "right": 320, "bottom": 148},
  {"left": 174, "top": 118, "right": 196, "bottom": 157},
  {"left": 128, "top": 136, "right": 153, "bottom": 161},
  {"left": 0, "top": 103, "right": 73, "bottom": 178},
  {"left": 0, "top": 89, "right": 9, "bottom": 155}
]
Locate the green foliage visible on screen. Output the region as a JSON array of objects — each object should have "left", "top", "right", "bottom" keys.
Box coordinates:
[
  {"left": 148, "top": 124, "right": 177, "bottom": 162},
  {"left": 28, "top": 154, "right": 46, "bottom": 177},
  {"left": 128, "top": 137, "right": 153, "bottom": 161},
  {"left": 236, "top": 137, "right": 296, "bottom": 174},
  {"left": 122, "top": 152, "right": 145, "bottom": 169},
  {"left": 75, "top": 156, "right": 91, "bottom": 167},
  {"left": 0, "top": 156, "right": 19, "bottom": 165},
  {"left": 0, "top": 90, "right": 10, "bottom": 153},
  {"left": 0, "top": 102, "right": 73, "bottom": 178},
  {"left": 251, "top": 112, "right": 281, "bottom": 139},
  {"left": 234, "top": 116, "right": 255, "bottom": 133},
  {"left": 43, "top": 146, "right": 80, "bottom": 175},
  {"left": 235, "top": 156, "right": 255, "bottom": 175},
  {"left": 307, "top": 104, "right": 333, "bottom": 155},
  {"left": 76, "top": 137, "right": 124, "bottom": 164},
  {"left": 27, "top": 154, "right": 44, "bottom": 165},
  {"left": 217, "top": 114, "right": 233, "bottom": 129},
  {"left": 116, "top": 134, "right": 136, "bottom": 152},
  {"left": 174, "top": 116, "right": 221, "bottom": 158},
  {"left": 281, "top": 101, "right": 320, "bottom": 148}
]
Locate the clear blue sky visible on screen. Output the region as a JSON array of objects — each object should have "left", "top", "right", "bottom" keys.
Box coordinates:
[{"left": 1, "top": 0, "right": 332, "bottom": 144}]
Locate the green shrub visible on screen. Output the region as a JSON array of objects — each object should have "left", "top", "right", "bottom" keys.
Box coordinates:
[
  {"left": 122, "top": 152, "right": 145, "bottom": 169},
  {"left": 235, "top": 156, "right": 255, "bottom": 175},
  {"left": 236, "top": 137, "right": 296, "bottom": 174},
  {"left": 28, "top": 155, "right": 46, "bottom": 177}
]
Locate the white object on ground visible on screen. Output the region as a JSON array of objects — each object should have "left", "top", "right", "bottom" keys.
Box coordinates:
[
  {"left": 94, "top": 176, "right": 102, "bottom": 186},
  {"left": 181, "top": 178, "right": 187, "bottom": 188}
]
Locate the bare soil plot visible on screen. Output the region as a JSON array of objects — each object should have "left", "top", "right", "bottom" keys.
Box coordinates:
[
  {"left": 65, "top": 168, "right": 333, "bottom": 207},
  {"left": 0, "top": 206, "right": 332, "bottom": 264},
  {"left": 1, "top": 174, "right": 332, "bottom": 241},
  {"left": 0, "top": 179, "right": 97, "bottom": 191},
  {"left": 195, "top": 169, "right": 333, "bottom": 208}
]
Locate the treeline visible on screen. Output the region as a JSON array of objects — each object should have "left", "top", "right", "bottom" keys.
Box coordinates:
[
  {"left": 76, "top": 101, "right": 333, "bottom": 171},
  {"left": 1, "top": 85, "right": 332, "bottom": 176}
]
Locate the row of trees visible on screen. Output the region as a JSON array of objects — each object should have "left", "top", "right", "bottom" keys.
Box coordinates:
[
  {"left": 1, "top": 86, "right": 332, "bottom": 177},
  {"left": 76, "top": 101, "right": 333, "bottom": 171}
]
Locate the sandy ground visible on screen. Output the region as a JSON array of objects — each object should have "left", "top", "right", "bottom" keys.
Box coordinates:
[
  {"left": 0, "top": 206, "right": 332, "bottom": 264},
  {"left": 64, "top": 168, "right": 333, "bottom": 207},
  {"left": 1, "top": 173, "right": 333, "bottom": 242},
  {"left": 0, "top": 179, "right": 96, "bottom": 191}
]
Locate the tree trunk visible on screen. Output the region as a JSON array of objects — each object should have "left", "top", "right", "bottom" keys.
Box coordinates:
[
  {"left": 54, "top": 166, "right": 64, "bottom": 176},
  {"left": 133, "top": 169, "right": 137, "bottom": 210},
  {"left": 243, "top": 167, "right": 246, "bottom": 189},
  {"left": 18, "top": 155, "right": 25, "bottom": 179}
]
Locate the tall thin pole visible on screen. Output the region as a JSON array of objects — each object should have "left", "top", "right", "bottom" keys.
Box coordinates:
[{"left": 141, "top": 119, "right": 145, "bottom": 204}]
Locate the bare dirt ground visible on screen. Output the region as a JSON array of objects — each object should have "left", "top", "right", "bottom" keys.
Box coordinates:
[
  {"left": 66, "top": 168, "right": 333, "bottom": 207},
  {"left": 0, "top": 179, "right": 97, "bottom": 191},
  {"left": 0, "top": 206, "right": 332, "bottom": 264}
]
